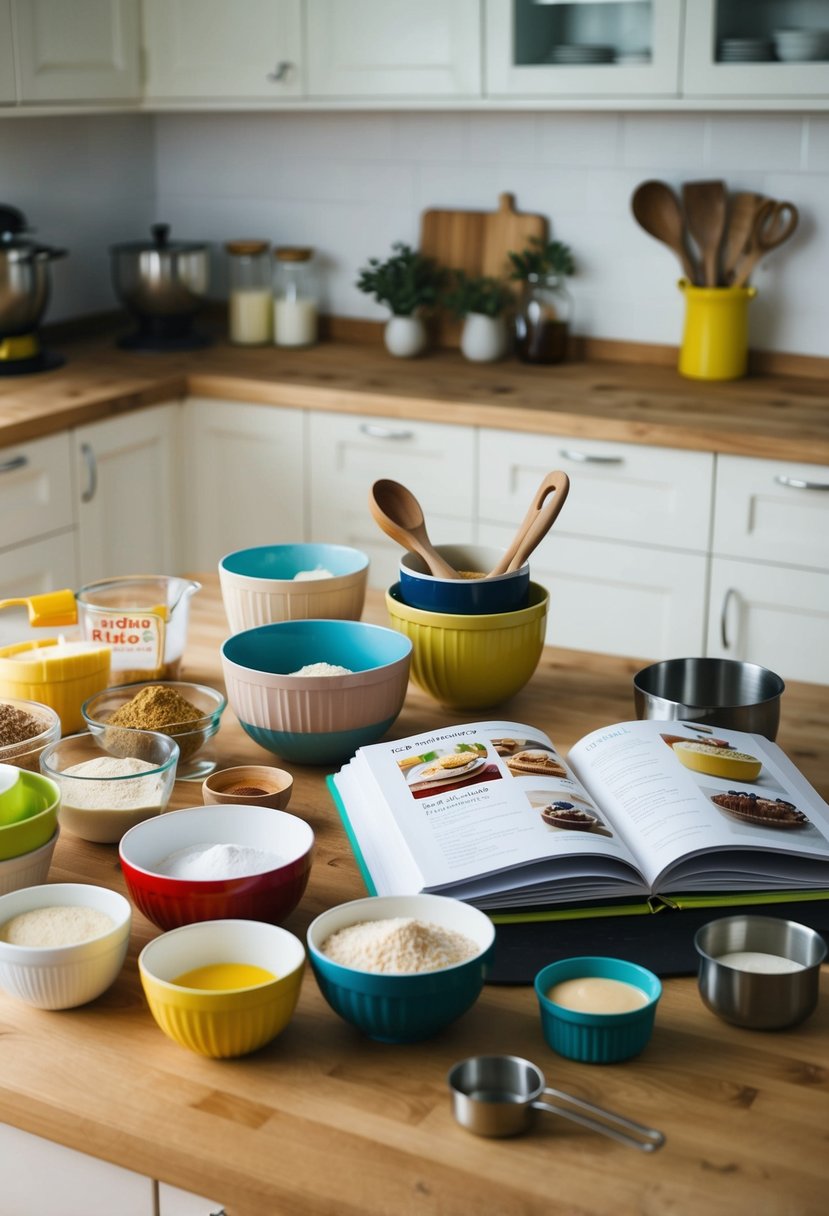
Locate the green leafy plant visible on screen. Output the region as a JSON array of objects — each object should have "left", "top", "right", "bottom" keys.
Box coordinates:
[
  {"left": 508, "top": 237, "right": 575, "bottom": 280},
  {"left": 356, "top": 242, "right": 445, "bottom": 316},
  {"left": 442, "top": 272, "right": 514, "bottom": 319}
]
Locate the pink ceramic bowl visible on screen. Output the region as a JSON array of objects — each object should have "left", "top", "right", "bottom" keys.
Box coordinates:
[{"left": 118, "top": 804, "right": 314, "bottom": 931}]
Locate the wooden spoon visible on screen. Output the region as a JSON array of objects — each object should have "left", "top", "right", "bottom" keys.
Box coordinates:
[
  {"left": 720, "top": 191, "right": 766, "bottom": 285},
  {"left": 682, "top": 180, "right": 728, "bottom": 287},
  {"left": 632, "top": 180, "right": 699, "bottom": 283},
  {"left": 731, "top": 199, "right": 799, "bottom": 288},
  {"left": 369, "top": 479, "right": 461, "bottom": 579},
  {"left": 487, "top": 472, "right": 570, "bottom": 577}
]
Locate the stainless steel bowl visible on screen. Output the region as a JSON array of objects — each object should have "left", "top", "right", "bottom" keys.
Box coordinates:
[
  {"left": 110, "top": 223, "right": 210, "bottom": 321},
  {"left": 695, "top": 915, "right": 826, "bottom": 1030},
  {"left": 0, "top": 204, "right": 66, "bottom": 337},
  {"left": 633, "top": 657, "right": 784, "bottom": 740}
]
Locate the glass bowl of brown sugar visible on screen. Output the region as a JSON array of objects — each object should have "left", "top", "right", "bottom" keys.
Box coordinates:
[{"left": 82, "top": 681, "right": 227, "bottom": 781}]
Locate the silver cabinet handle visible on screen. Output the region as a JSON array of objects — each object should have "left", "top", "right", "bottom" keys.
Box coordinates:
[
  {"left": 774, "top": 474, "right": 829, "bottom": 491},
  {"left": 359, "top": 423, "right": 414, "bottom": 441},
  {"left": 559, "top": 448, "right": 624, "bottom": 465},
  {"left": 720, "top": 587, "right": 737, "bottom": 650},
  {"left": 80, "top": 442, "right": 97, "bottom": 503},
  {"left": 0, "top": 454, "right": 28, "bottom": 474},
  {"left": 266, "top": 60, "right": 293, "bottom": 82}
]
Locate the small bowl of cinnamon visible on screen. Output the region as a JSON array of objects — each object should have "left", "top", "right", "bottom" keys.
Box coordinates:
[{"left": 202, "top": 764, "right": 293, "bottom": 810}]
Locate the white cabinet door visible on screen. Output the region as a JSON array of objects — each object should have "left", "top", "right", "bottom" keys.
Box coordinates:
[
  {"left": 683, "top": 0, "right": 829, "bottom": 100},
  {"left": 307, "top": 0, "right": 481, "bottom": 97},
  {"left": 708, "top": 557, "right": 829, "bottom": 685},
  {"left": 308, "top": 411, "right": 476, "bottom": 591},
  {"left": 713, "top": 454, "right": 829, "bottom": 572},
  {"left": 0, "top": 533, "right": 78, "bottom": 645},
  {"left": 142, "top": 0, "right": 303, "bottom": 100},
  {"left": 74, "top": 404, "right": 179, "bottom": 584},
  {"left": 479, "top": 429, "right": 714, "bottom": 553},
  {"left": 485, "top": 0, "right": 683, "bottom": 98},
  {"left": 0, "top": 0, "right": 15, "bottom": 101},
  {"left": 11, "top": 0, "right": 140, "bottom": 102},
  {"left": 0, "top": 431, "right": 75, "bottom": 551},
  {"left": 181, "top": 398, "right": 305, "bottom": 570}
]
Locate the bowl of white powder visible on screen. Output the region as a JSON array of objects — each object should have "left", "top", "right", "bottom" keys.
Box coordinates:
[
  {"left": 221, "top": 618, "right": 412, "bottom": 765},
  {"left": 119, "top": 803, "right": 315, "bottom": 931},
  {"left": 40, "top": 730, "right": 179, "bottom": 844},
  {"left": 0, "top": 881, "right": 131, "bottom": 1009},
  {"left": 219, "top": 543, "right": 369, "bottom": 633},
  {"left": 307, "top": 894, "right": 496, "bottom": 1043}
]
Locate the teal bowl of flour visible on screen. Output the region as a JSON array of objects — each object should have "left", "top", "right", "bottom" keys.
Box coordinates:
[{"left": 221, "top": 620, "right": 412, "bottom": 765}]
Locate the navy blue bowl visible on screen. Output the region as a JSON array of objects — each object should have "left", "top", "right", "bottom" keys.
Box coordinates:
[{"left": 399, "top": 544, "right": 529, "bottom": 615}]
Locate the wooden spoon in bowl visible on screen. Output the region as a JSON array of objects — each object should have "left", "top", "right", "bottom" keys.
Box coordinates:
[
  {"left": 632, "top": 180, "right": 699, "bottom": 283},
  {"left": 487, "top": 471, "right": 570, "bottom": 577},
  {"left": 369, "top": 479, "right": 461, "bottom": 579}
]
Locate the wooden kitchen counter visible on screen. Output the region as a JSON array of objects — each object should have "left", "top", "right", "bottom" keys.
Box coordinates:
[
  {"left": 1, "top": 579, "right": 828, "bottom": 1216},
  {"left": 1, "top": 332, "right": 828, "bottom": 463}
]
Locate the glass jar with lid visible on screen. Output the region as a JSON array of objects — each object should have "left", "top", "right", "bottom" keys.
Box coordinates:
[
  {"left": 273, "top": 247, "right": 319, "bottom": 348},
  {"left": 225, "top": 240, "right": 272, "bottom": 346}
]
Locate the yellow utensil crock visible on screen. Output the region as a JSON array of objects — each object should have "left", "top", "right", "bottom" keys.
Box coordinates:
[{"left": 678, "top": 279, "right": 757, "bottom": 381}]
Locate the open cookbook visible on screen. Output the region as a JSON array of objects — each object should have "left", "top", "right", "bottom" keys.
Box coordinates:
[{"left": 327, "top": 718, "right": 829, "bottom": 918}]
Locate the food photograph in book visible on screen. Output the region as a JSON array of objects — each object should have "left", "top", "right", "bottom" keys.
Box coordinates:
[{"left": 398, "top": 740, "right": 503, "bottom": 800}]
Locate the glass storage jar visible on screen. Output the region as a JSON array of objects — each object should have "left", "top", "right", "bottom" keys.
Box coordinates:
[
  {"left": 225, "top": 240, "right": 272, "bottom": 345},
  {"left": 514, "top": 273, "right": 573, "bottom": 365},
  {"left": 273, "top": 247, "right": 319, "bottom": 348}
]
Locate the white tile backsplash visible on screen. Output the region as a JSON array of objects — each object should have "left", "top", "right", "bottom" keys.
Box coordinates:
[{"left": 2, "top": 109, "right": 827, "bottom": 356}]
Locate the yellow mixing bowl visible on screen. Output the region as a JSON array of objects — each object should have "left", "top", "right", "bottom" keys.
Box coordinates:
[{"left": 385, "top": 581, "right": 548, "bottom": 709}]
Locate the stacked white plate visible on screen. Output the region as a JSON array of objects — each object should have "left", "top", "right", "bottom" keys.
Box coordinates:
[
  {"left": 719, "top": 38, "right": 774, "bottom": 63},
  {"left": 615, "top": 50, "right": 651, "bottom": 66},
  {"left": 546, "top": 43, "right": 615, "bottom": 65},
  {"left": 773, "top": 28, "right": 829, "bottom": 62}
]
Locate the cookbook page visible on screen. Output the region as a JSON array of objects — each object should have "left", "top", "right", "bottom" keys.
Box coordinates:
[
  {"left": 568, "top": 720, "right": 829, "bottom": 892},
  {"left": 353, "top": 720, "right": 646, "bottom": 895}
]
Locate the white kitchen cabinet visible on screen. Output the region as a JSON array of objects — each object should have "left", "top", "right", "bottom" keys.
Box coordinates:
[
  {"left": 11, "top": 0, "right": 140, "bottom": 103},
  {"left": 73, "top": 404, "right": 179, "bottom": 584},
  {"left": 0, "top": 532, "right": 78, "bottom": 645},
  {"left": 485, "top": 0, "right": 684, "bottom": 99},
  {"left": 0, "top": 0, "right": 15, "bottom": 102},
  {"left": 142, "top": 0, "right": 303, "bottom": 101},
  {"left": 307, "top": 0, "right": 481, "bottom": 98},
  {"left": 0, "top": 431, "right": 75, "bottom": 551},
  {"left": 180, "top": 398, "right": 305, "bottom": 570},
  {"left": 683, "top": 0, "right": 829, "bottom": 101},
  {"left": 307, "top": 410, "right": 476, "bottom": 591}
]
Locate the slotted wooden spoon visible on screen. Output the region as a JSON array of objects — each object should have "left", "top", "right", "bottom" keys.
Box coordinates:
[
  {"left": 682, "top": 180, "right": 728, "bottom": 287},
  {"left": 632, "top": 180, "right": 699, "bottom": 283},
  {"left": 732, "top": 199, "right": 799, "bottom": 288},
  {"left": 488, "top": 471, "right": 570, "bottom": 577},
  {"left": 369, "top": 479, "right": 461, "bottom": 579}
]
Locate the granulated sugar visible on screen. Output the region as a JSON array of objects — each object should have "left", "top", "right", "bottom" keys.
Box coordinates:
[
  {"left": 155, "top": 842, "right": 282, "bottom": 880},
  {"left": 321, "top": 917, "right": 479, "bottom": 974},
  {"left": 288, "top": 662, "right": 353, "bottom": 676}
]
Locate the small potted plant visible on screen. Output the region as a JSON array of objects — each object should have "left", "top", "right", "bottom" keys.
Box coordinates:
[
  {"left": 508, "top": 238, "right": 575, "bottom": 365},
  {"left": 356, "top": 242, "right": 445, "bottom": 358},
  {"left": 442, "top": 272, "right": 514, "bottom": 363}
]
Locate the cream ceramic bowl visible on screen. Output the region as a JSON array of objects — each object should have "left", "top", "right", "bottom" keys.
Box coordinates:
[
  {"left": 219, "top": 543, "right": 369, "bottom": 632},
  {"left": 0, "top": 828, "right": 59, "bottom": 897}
]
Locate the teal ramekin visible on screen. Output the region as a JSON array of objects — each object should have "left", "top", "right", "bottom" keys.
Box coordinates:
[{"left": 534, "top": 956, "right": 662, "bottom": 1064}]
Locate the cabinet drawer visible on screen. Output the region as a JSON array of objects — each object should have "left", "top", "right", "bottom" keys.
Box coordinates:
[
  {"left": 0, "top": 432, "right": 74, "bottom": 550},
  {"left": 713, "top": 455, "right": 829, "bottom": 571},
  {"left": 0, "top": 533, "right": 78, "bottom": 646},
  {"left": 480, "top": 522, "right": 708, "bottom": 662},
  {"left": 479, "top": 431, "right": 713, "bottom": 552},
  {"left": 708, "top": 558, "right": 829, "bottom": 686}
]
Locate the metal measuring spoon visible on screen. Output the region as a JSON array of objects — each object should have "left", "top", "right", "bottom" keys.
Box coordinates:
[{"left": 448, "top": 1055, "right": 665, "bottom": 1152}]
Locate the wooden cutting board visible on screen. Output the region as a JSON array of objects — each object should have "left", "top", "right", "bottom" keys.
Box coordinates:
[{"left": 419, "top": 191, "right": 548, "bottom": 280}]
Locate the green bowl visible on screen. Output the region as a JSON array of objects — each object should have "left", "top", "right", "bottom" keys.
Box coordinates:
[{"left": 0, "top": 771, "right": 60, "bottom": 861}]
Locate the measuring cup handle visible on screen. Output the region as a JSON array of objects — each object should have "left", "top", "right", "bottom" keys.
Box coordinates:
[{"left": 532, "top": 1089, "right": 665, "bottom": 1153}]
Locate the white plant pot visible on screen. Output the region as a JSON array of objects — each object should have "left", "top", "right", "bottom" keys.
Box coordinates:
[
  {"left": 384, "top": 315, "right": 427, "bottom": 358},
  {"left": 460, "top": 313, "right": 509, "bottom": 363}
]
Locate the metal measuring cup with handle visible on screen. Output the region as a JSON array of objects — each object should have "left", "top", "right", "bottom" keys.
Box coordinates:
[{"left": 447, "top": 1055, "right": 665, "bottom": 1152}]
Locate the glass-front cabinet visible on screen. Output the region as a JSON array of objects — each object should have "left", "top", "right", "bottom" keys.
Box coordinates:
[
  {"left": 683, "top": 0, "right": 829, "bottom": 99},
  {"left": 485, "top": 0, "right": 684, "bottom": 98}
]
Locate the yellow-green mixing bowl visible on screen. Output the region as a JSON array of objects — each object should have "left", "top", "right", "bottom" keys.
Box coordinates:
[
  {"left": 138, "top": 918, "right": 305, "bottom": 1058},
  {"left": 385, "top": 581, "right": 549, "bottom": 709},
  {"left": 0, "top": 771, "right": 60, "bottom": 861}
]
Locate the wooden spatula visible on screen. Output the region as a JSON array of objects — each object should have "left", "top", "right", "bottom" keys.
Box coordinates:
[
  {"left": 682, "top": 180, "right": 728, "bottom": 287},
  {"left": 720, "top": 192, "right": 766, "bottom": 285}
]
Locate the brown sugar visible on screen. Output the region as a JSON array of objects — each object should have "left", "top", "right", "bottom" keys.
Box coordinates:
[{"left": 107, "top": 686, "right": 205, "bottom": 761}]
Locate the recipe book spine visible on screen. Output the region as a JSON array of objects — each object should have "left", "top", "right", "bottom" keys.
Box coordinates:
[{"left": 326, "top": 774, "right": 378, "bottom": 898}]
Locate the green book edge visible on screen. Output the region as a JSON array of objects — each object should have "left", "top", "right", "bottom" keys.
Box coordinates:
[{"left": 326, "top": 773, "right": 377, "bottom": 897}]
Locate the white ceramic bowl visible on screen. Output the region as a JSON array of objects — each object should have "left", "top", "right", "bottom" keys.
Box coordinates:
[
  {"left": 219, "top": 543, "right": 369, "bottom": 632},
  {"left": 0, "top": 882, "right": 131, "bottom": 1009},
  {"left": 0, "top": 828, "right": 59, "bottom": 897}
]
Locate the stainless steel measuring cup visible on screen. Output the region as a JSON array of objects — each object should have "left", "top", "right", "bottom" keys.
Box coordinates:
[{"left": 447, "top": 1055, "right": 664, "bottom": 1152}]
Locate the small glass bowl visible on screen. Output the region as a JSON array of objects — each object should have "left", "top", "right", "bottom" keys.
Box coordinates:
[
  {"left": 40, "top": 730, "right": 179, "bottom": 844},
  {"left": 0, "top": 698, "right": 61, "bottom": 772},
  {"left": 82, "top": 681, "right": 227, "bottom": 780}
]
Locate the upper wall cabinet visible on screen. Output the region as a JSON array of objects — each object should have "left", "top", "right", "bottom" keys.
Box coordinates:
[
  {"left": 0, "top": 1, "right": 15, "bottom": 103},
  {"left": 485, "top": 0, "right": 684, "bottom": 99},
  {"left": 142, "top": 0, "right": 303, "bottom": 101},
  {"left": 11, "top": 0, "right": 140, "bottom": 102},
  {"left": 307, "top": 0, "right": 482, "bottom": 98},
  {"left": 683, "top": 0, "right": 829, "bottom": 100}
]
